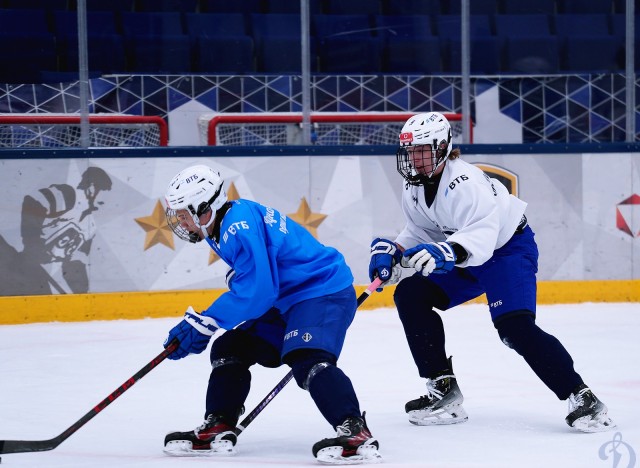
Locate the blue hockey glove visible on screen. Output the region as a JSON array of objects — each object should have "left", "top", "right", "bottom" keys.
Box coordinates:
[
  {"left": 369, "top": 238, "right": 403, "bottom": 291},
  {"left": 403, "top": 241, "right": 456, "bottom": 277},
  {"left": 164, "top": 306, "right": 219, "bottom": 360}
]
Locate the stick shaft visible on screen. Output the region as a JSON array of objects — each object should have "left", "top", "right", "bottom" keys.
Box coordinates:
[
  {"left": 0, "top": 339, "right": 179, "bottom": 454},
  {"left": 1, "top": 279, "right": 384, "bottom": 453}
]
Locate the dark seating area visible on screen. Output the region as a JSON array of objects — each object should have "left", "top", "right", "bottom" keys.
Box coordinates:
[{"left": 0, "top": 0, "right": 634, "bottom": 83}]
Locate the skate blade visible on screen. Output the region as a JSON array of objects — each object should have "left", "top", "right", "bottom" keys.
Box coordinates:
[
  {"left": 408, "top": 404, "right": 469, "bottom": 426},
  {"left": 571, "top": 412, "right": 616, "bottom": 433},
  {"left": 316, "top": 445, "right": 383, "bottom": 465},
  {"left": 163, "top": 439, "right": 237, "bottom": 456}
]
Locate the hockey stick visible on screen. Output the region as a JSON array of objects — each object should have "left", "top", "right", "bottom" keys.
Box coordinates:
[
  {"left": 234, "top": 277, "right": 383, "bottom": 436},
  {"left": 0, "top": 279, "right": 383, "bottom": 453},
  {"left": 0, "top": 339, "right": 180, "bottom": 454}
]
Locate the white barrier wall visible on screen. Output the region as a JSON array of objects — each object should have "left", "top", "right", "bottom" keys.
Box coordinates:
[{"left": 0, "top": 152, "right": 638, "bottom": 296}]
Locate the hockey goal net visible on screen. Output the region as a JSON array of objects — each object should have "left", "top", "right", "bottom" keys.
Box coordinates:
[
  {"left": 198, "top": 112, "right": 471, "bottom": 146},
  {"left": 0, "top": 114, "right": 169, "bottom": 148}
]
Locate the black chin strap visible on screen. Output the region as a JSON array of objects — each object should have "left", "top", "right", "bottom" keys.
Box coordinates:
[{"left": 210, "top": 201, "right": 233, "bottom": 243}]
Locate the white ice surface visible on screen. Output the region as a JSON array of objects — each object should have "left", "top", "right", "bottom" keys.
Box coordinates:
[{"left": 1, "top": 303, "right": 638, "bottom": 468}]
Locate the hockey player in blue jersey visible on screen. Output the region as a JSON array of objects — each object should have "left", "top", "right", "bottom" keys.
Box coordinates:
[
  {"left": 160, "top": 164, "right": 381, "bottom": 464},
  {"left": 369, "top": 112, "right": 615, "bottom": 432}
]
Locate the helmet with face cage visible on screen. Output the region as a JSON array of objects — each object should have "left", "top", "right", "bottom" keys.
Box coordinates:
[
  {"left": 164, "top": 165, "right": 227, "bottom": 243},
  {"left": 396, "top": 112, "right": 453, "bottom": 185}
]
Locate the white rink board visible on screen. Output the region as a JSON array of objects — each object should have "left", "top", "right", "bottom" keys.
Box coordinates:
[{"left": 0, "top": 151, "right": 638, "bottom": 296}]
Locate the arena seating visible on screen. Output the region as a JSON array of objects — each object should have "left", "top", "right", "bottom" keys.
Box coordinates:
[{"left": 0, "top": 0, "right": 633, "bottom": 83}]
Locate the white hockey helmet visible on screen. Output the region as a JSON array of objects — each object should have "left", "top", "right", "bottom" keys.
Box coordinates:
[
  {"left": 164, "top": 164, "right": 227, "bottom": 243},
  {"left": 396, "top": 112, "right": 453, "bottom": 184}
]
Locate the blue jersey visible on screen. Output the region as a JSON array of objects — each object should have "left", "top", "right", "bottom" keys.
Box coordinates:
[{"left": 203, "top": 199, "right": 354, "bottom": 329}]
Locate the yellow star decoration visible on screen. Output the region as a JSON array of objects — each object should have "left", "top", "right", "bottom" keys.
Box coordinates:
[
  {"left": 208, "top": 182, "right": 240, "bottom": 265},
  {"left": 135, "top": 200, "right": 175, "bottom": 251},
  {"left": 226, "top": 182, "right": 240, "bottom": 202},
  {"left": 288, "top": 197, "right": 327, "bottom": 239}
]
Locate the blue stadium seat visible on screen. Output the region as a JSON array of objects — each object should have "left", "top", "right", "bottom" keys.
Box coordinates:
[
  {"left": 444, "top": 36, "right": 502, "bottom": 74},
  {"left": 375, "top": 15, "right": 433, "bottom": 40},
  {"left": 39, "top": 71, "right": 102, "bottom": 83},
  {"left": 558, "top": 0, "right": 613, "bottom": 14},
  {"left": 53, "top": 10, "right": 118, "bottom": 36},
  {"left": 435, "top": 15, "right": 492, "bottom": 39},
  {"left": 122, "top": 11, "right": 184, "bottom": 36},
  {"left": 185, "top": 13, "right": 247, "bottom": 40},
  {"left": 494, "top": 14, "right": 552, "bottom": 37},
  {"left": 126, "top": 34, "right": 191, "bottom": 72},
  {"left": 503, "top": 36, "right": 559, "bottom": 73},
  {"left": 85, "top": 0, "right": 135, "bottom": 11},
  {"left": 325, "top": 0, "right": 382, "bottom": 15},
  {"left": 0, "top": 34, "right": 57, "bottom": 83},
  {"left": 136, "top": 0, "right": 198, "bottom": 12},
  {"left": 250, "top": 13, "right": 301, "bottom": 47},
  {"left": 561, "top": 36, "right": 623, "bottom": 72},
  {"left": 317, "top": 37, "right": 382, "bottom": 72},
  {"left": 256, "top": 37, "right": 313, "bottom": 73},
  {"left": 446, "top": 0, "right": 500, "bottom": 15},
  {"left": 313, "top": 14, "right": 375, "bottom": 39},
  {"left": 264, "top": 0, "right": 322, "bottom": 14},
  {"left": 200, "top": 0, "right": 264, "bottom": 14},
  {"left": 4, "top": 0, "right": 68, "bottom": 9},
  {"left": 503, "top": 0, "right": 556, "bottom": 14},
  {"left": 0, "top": 9, "right": 50, "bottom": 35},
  {"left": 610, "top": 14, "right": 640, "bottom": 39},
  {"left": 194, "top": 36, "right": 255, "bottom": 73},
  {"left": 383, "top": 37, "right": 442, "bottom": 73},
  {"left": 613, "top": 0, "right": 628, "bottom": 13},
  {"left": 382, "top": 0, "right": 439, "bottom": 15},
  {"left": 553, "top": 14, "right": 610, "bottom": 37},
  {"left": 59, "top": 35, "right": 127, "bottom": 73}
]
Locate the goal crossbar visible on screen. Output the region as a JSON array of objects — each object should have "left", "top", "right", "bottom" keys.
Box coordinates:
[
  {"left": 0, "top": 114, "right": 169, "bottom": 147},
  {"left": 204, "top": 112, "right": 472, "bottom": 146}
]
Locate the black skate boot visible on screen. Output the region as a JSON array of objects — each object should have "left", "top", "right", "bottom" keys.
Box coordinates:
[
  {"left": 163, "top": 414, "right": 238, "bottom": 456},
  {"left": 565, "top": 384, "right": 615, "bottom": 432},
  {"left": 312, "top": 412, "right": 382, "bottom": 465},
  {"left": 405, "top": 357, "right": 468, "bottom": 426}
]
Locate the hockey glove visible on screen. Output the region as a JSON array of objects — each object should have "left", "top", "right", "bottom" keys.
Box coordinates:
[
  {"left": 369, "top": 238, "right": 403, "bottom": 291},
  {"left": 164, "top": 306, "right": 219, "bottom": 360},
  {"left": 404, "top": 241, "right": 456, "bottom": 277}
]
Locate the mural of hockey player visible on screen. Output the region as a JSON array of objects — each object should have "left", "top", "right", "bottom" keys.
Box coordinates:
[{"left": 0, "top": 166, "right": 112, "bottom": 295}]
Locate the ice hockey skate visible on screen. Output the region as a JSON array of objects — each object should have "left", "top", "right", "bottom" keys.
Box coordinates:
[
  {"left": 405, "top": 359, "right": 468, "bottom": 426},
  {"left": 312, "top": 412, "right": 382, "bottom": 465},
  {"left": 163, "top": 414, "right": 238, "bottom": 456},
  {"left": 566, "top": 384, "right": 615, "bottom": 433}
]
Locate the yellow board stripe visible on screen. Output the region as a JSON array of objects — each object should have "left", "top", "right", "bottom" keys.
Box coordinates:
[{"left": 0, "top": 280, "right": 638, "bottom": 325}]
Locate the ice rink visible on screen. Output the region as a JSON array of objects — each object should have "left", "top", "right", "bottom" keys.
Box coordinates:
[{"left": 1, "top": 302, "right": 638, "bottom": 468}]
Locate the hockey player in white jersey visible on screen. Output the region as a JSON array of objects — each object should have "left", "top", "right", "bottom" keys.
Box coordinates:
[
  {"left": 369, "top": 112, "right": 615, "bottom": 432},
  {"left": 161, "top": 164, "right": 381, "bottom": 464}
]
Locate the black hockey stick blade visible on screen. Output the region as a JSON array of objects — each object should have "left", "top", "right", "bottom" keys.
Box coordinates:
[
  {"left": 0, "top": 339, "right": 179, "bottom": 454},
  {"left": 234, "top": 278, "right": 383, "bottom": 436}
]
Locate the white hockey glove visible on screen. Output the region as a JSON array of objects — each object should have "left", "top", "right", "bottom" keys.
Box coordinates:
[{"left": 403, "top": 242, "right": 456, "bottom": 277}]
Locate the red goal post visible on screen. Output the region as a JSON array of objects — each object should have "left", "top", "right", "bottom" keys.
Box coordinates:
[
  {"left": 199, "top": 112, "right": 472, "bottom": 146},
  {"left": 0, "top": 114, "right": 169, "bottom": 148}
]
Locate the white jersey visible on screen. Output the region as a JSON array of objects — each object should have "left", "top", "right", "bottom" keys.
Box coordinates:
[{"left": 395, "top": 157, "right": 527, "bottom": 267}]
